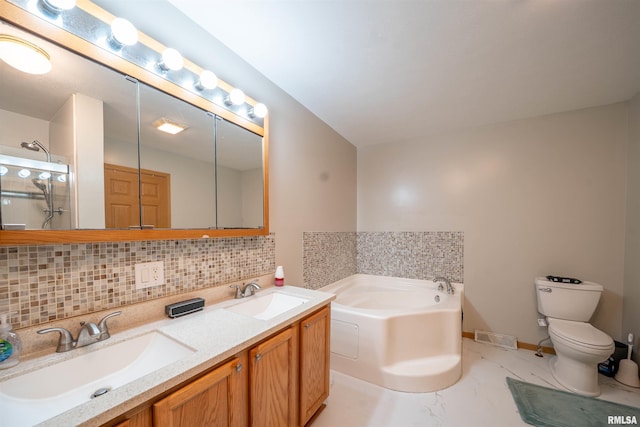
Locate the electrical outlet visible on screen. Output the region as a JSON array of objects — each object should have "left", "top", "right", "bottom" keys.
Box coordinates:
[
  {"left": 135, "top": 261, "right": 165, "bottom": 290},
  {"left": 537, "top": 318, "right": 548, "bottom": 327}
]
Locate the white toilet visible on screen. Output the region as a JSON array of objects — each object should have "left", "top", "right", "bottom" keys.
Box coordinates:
[{"left": 535, "top": 276, "right": 614, "bottom": 396}]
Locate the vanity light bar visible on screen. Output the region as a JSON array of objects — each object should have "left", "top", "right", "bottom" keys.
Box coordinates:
[
  {"left": 7, "top": 0, "right": 268, "bottom": 125},
  {"left": 0, "top": 154, "right": 69, "bottom": 174}
]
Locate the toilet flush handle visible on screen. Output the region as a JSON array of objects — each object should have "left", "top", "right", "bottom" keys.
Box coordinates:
[{"left": 539, "top": 287, "right": 552, "bottom": 293}]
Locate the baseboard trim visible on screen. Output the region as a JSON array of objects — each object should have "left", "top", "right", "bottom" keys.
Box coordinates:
[{"left": 462, "top": 331, "right": 555, "bottom": 355}]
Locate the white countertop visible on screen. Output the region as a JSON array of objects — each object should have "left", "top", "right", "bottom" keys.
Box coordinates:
[{"left": 0, "top": 286, "right": 335, "bottom": 427}]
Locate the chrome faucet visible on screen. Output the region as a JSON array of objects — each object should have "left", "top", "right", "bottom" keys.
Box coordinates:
[
  {"left": 75, "top": 322, "right": 101, "bottom": 347},
  {"left": 230, "top": 280, "right": 262, "bottom": 299},
  {"left": 433, "top": 276, "right": 455, "bottom": 295},
  {"left": 242, "top": 280, "right": 261, "bottom": 297},
  {"left": 37, "top": 311, "right": 122, "bottom": 353}
]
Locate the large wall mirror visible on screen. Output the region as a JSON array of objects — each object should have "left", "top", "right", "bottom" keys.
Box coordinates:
[{"left": 0, "top": 1, "right": 268, "bottom": 244}]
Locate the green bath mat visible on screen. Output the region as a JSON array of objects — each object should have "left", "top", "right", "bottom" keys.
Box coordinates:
[{"left": 506, "top": 377, "right": 640, "bottom": 427}]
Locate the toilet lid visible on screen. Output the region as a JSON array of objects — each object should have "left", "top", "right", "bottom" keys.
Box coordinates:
[{"left": 548, "top": 319, "right": 613, "bottom": 348}]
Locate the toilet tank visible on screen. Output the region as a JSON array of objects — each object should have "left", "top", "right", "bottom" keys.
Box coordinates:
[{"left": 535, "top": 277, "right": 603, "bottom": 321}]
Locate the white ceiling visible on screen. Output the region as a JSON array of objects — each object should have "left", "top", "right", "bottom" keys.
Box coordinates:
[{"left": 105, "top": 1, "right": 640, "bottom": 148}]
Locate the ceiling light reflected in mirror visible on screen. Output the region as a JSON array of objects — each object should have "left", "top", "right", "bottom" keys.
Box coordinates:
[
  {"left": 153, "top": 118, "right": 187, "bottom": 135},
  {"left": 0, "top": 35, "right": 51, "bottom": 74}
]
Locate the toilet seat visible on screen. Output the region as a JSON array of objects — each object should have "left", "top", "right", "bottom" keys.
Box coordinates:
[{"left": 548, "top": 318, "right": 613, "bottom": 350}]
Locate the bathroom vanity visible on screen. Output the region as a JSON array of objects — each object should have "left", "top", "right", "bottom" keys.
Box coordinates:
[
  {"left": 0, "top": 287, "right": 334, "bottom": 427},
  {"left": 111, "top": 306, "right": 330, "bottom": 427}
]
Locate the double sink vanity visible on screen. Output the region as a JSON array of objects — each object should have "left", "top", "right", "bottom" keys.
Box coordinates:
[{"left": 0, "top": 286, "right": 334, "bottom": 427}]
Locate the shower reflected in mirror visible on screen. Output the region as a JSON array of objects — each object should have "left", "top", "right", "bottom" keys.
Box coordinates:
[
  {"left": 21, "top": 140, "right": 54, "bottom": 228},
  {"left": 0, "top": 140, "right": 70, "bottom": 230}
]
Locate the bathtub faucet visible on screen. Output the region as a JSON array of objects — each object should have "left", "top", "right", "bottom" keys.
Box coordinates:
[{"left": 433, "top": 276, "right": 454, "bottom": 295}]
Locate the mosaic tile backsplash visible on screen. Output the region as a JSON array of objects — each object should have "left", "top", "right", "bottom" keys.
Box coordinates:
[
  {"left": 303, "top": 231, "right": 464, "bottom": 289},
  {"left": 357, "top": 231, "right": 464, "bottom": 282},
  {"left": 303, "top": 232, "right": 357, "bottom": 290},
  {"left": 0, "top": 235, "right": 275, "bottom": 329}
]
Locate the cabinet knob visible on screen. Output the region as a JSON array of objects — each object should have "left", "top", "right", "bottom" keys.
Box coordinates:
[
  {"left": 304, "top": 323, "right": 310, "bottom": 329},
  {"left": 236, "top": 363, "right": 242, "bottom": 372},
  {"left": 255, "top": 353, "right": 262, "bottom": 361}
]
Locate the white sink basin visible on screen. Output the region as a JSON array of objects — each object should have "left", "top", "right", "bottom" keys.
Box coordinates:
[
  {"left": 0, "top": 331, "right": 194, "bottom": 426},
  {"left": 226, "top": 291, "right": 309, "bottom": 320}
]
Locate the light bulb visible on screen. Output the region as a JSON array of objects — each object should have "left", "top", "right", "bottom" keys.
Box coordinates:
[
  {"left": 196, "top": 70, "right": 217, "bottom": 90},
  {"left": 110, "top": 18, "right": 138, "bottom": 47},
  {"left": 158, "top": 48, "right": 183, "bottom": 71},
  {"left": 226, "top": 88, "right": 245, "bottom": 106},
  {"left": 0, "top": 166, "right": 7, "bottom": 176},
  {"left": 57, "top": 174, "right": 67, "bottom": 183},
  {"left": 39, "top": 171, "right": 51, "bottom": 180},
  {"left": 18, "top": 169, "right": 31, "bottom": 178},
  {"left": 40, "top": 0, "right": 76, "bottom": 13},
  {"left": 250, "top": 103, "right": 268, "bottom": 118}
]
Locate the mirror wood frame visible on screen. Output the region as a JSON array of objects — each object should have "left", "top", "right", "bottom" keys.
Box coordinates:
[{"left": 0, "top": 1, "right": 269, "bottom": 245}]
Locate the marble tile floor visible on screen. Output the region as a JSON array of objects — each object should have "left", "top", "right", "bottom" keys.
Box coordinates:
[{"left": 313, "top": 338, "right": 640, "bottom": 427}]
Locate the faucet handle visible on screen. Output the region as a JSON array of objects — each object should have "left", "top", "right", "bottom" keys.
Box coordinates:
[
  {"left": 230, "top": 284, "right": 243, "bottom": 299},
  {"left": 97, "top": 311, "right": 121, "bottom": 340},
  {"left": 38, "top": 327, "right": 75, "bottom": 352},
  {"left": 242, "top": 280, "right": 261, "bottom": 297}
]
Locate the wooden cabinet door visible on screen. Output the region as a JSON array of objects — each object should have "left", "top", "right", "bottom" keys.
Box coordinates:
[
  {"left": 153, "top": 357, "right": 246, "bottom": 427},
  {"left": 111, "top": 407, "right": 152, "bottom": 427},
  {"left": 249, "top": 326, "right": 298, "bottom": 427},
  {"left": 299, "top": 306, "right": 330, "bottom": 426}
]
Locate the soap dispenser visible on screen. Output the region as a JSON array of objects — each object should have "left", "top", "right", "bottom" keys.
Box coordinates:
[
  {"left": 0, "top": 312, "right": 21, "bottom": 369},
  {"left": 275, "top": 266, "right": 285, "bottom": 286}
]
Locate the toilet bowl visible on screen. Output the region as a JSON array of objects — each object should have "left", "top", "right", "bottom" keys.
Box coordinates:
[
  {"left": 535, "top": 277, "right": 614, "bottom": 397},
  {"left": 547, "top": 318, "right": 614, "bottom": 396}
]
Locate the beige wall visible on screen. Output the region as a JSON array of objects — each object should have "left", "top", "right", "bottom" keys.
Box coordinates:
[
  {"left": 358, "top": 103, "right": 628, "bottom": 345},
  {"left": 624, "top": 93, "right": 640, "bottom": 361},
  {"left": 269, "top": 103, "right": 358, "bottom": 284}
]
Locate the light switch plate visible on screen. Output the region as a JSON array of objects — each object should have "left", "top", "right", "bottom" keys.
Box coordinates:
[{"left": 135, "top": 261, "right": 164, "bottom": 289}]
